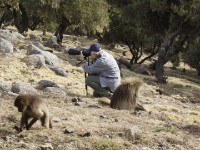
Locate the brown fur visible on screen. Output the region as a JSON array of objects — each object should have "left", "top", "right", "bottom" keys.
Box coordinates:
[
  {"left": 14, "top": 94, "right": 52, "bottom": 132},
  {"left": 99, "top": 78, "right": 143, "bottom": 110}
]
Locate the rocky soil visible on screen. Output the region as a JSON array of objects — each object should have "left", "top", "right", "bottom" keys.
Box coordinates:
[{"left": 0, "top": 27, "right": 200, "bottom": 150}]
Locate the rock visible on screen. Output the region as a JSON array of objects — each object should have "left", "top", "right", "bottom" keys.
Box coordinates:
[
  {"left": 44, "top": 87, "right": 67, "bottom": 97},
  {"left": 23, "top": 54, "right": 46, "bottom": 68},
  {"left": 48, "top": 65, "right": 68, "bottom": 77},
  {"left": 104, "top": 135, "right": 110, "bottom": 139},
  {"left": 52, "top": 117, "right": 61, "bottom": 123},
  {"left": 74, "top": 102, "right": 80, "bottom": 106},
  {"left": 64, "top": 128, "right": 74, "bottom": 134},
  {"left": 40, "top": 143, "right": 53, "bottom": 150},
  {"left": 183, "top": 124, "right": 200, "bottom": 133},
  {"left": 71, "top": 97, "right": 82, "bottom": 102},
  {"left": 114, "top": 118, "right": 119, "bottom": 122},
  {"left": 29, "top": 34, "right": 41, "bottom": 41},
  {"left": 0, "top": 83, "right": 12, "bottom": 92},
  {"left": 188, "top": 97, "right": 200, "bottom": 103},
  {"left": 79, "top": 132, "right": 91, "bottom": 137},
  {"left": 38, "top": 80, "right": 59, "bottom": 89},
  {"left": 27, "top": 44, "right": 41, "bottom": 55},
  {"left": 0, "top": 29, "right": 24, "bottom": 42},
  {"left": 59, "top": 46, "right": 68, "bottom": 52},
  {"left": 156, "top": 89, "right": 163, "bottom": 95},
  {"left": 124, "top": 126, "right": 140, "bottom": 141},
  {"left": 100, "top": 115, "right": 107, "bottom": 119},
  {"left": 44, "top": 36, "right": 60, "bottom": 49},
  {"left": 13, "top": 47, "right": 20, "bottom": 52},
  {"left": 135, "top": 103, "right": 146, "bottom": 111},
  {"left": 1, "top": 91, "right": 18, "bottom": 97},
  {"left": 117, "top": 57, "right": 131, "bottom": 69},
  {"left": 130, "top": 64, "right": 152, "bottom": 76},
  {"left": 27, "top": 44, "right": 60, "bottom": 66},
  {"left": 11, "top": 82, "right": 38, "bottom": 94},
  {"left": 0, "top": 37, "right": 13, "bottom": 53},
  {"left": 32, "top": 42, "right": 46, "bottom": 50}
]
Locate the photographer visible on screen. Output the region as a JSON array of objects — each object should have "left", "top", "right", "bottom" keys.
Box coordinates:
[{"left": 80, "top": 43, "right": 121, "bottom": 98}]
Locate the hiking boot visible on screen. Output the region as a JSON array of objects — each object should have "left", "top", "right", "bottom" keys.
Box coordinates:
[
  {"left": 93, "top": 91, "right": 101, "bottom": 97},
  {"left": 108, "top": 92, "right": 113, "bottom": 99}
]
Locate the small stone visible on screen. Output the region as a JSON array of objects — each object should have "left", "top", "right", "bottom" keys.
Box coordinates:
[
  {"left": 114, "top": 118, "right": 119, "bottom": 122},
  {"left": 118, "top": 132, "right": 123, "bottom": 137},
  {"left": 64, "top": 128, "right": 74, "bottom": 134},
  {"left": 74, "top": 102, "right": 80, "bottom": 106},
  {"left": 104, "top": 135, "right": 109, "bottom": 139},
  {"left": 100, "top": 115, "right": 107, "bottom": 119},
  {"left": 40, "top": 143, "right": 53, "bottom": 150},
  {"left": 125, "top": 126, "right": 140, "bottom": 141},
  {"left": 77, "top": 97, "right": 82, "bottom": 102},
  {"left": 72, "top": 97, "right": 78, "bottom": 102},
  {"left": 80, "top": 132, "right": 91, "bottom": 137},
  {"left": 52, "top": 117, "right": 61, "bottom": 123}
]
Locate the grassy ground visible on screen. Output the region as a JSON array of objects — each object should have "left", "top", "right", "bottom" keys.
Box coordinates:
[{"left": 0, "top": 27, "right": 200, "bottom": 150}]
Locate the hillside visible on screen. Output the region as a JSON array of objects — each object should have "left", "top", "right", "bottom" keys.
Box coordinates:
[{"left": 0, "top": 27, "right": 200, "bottom": 150}]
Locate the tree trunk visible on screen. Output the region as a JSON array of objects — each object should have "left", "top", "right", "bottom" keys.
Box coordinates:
[
  {"left": 156, "top": 29, "right": 188, "bottom": 83},
  {"left": 198, "top": 70, "right": 200, "bottom": 76},
  {"left": 43, "top": 29, "right": 47, "bottom": 36},
  {"left": 29, "top": 17, "right": 42, "bottom": 31},
  {"left": 156, "top": 48, "right": 167, "bottom": 83},
  {"left": 18, "top": 3, "right": 28, "bottom": 34},
  {"left": 12, "top": 9, "right": 21, "bottom": 32},
  {"left": 0, "top": 12, "right": 6, "bottom": 28},
  {"left": 54, "top": 16, "right": 70, "bottom": 45},
  {"left": 138, "top": 44, "right": 160, "bottom": 64},
  {"left": 155, "top": 29, "right": 182, "bottom": 83},
  {"left": 0, "top": 4, "right": 12, "bottom": 28}
]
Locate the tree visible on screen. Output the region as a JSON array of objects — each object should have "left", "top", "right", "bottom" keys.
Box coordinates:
[
  {"left": 183, "top": 38, "right": 200, "bottom": 75},
  {"left": 54, "top": 0, "right": 109, "bottom": 44},
  {"left": 105, "top": 0, "right": 200, "bottom": 83},
  {"left": 0, "top": 0, "right": 18, "bottom": 28},
  {"left": 103, "top": 0, "right": 161, "bottom": 64},
  {"left": 1, "top": 0, "right": 109, "bottom": 40},
  {"left": 149, "top": 0, "right": 200, "bottom": 83},
  {"left": 20, "top": 0, "right": 59, "bottom": 33}
]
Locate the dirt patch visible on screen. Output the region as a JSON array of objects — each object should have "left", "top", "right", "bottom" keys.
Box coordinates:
[{"left": 0, "top": 27, "right": 200, "bottom": 150}]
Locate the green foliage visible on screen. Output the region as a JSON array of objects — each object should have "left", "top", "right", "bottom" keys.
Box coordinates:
[
  {"left": 21, "top": 0, "right": 59, "bottom": 21},
  {"left": 183, "top": 38, "right": 200, "bottom": 74},
  {"left": 0, "top": 0, "right": 18, "bottom": 18},
  {"left": 103, "top": 1, "right": 160, "bottom": 64},
  {"left": 61, "top": 0, "right": 109, "bottom": 35},
  {"left": 155, "top": 127, "right": 177, "bottom": 134},
  {"left": 0, "top": 0, "right": 18, "bottom": 8},
  {"left": 19, "top": 0, "right": 109, "bottom": 36},
  {"left": 170, "top": 53, "right": 181, "bottom": 69}
]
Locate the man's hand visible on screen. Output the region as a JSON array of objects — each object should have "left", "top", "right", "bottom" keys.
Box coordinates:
[
  {"left": 76, "top": 51, "right": 87, "bottom": 66},
  {"left": 79, "top": 51, "right": 84, "bottom": 61}
]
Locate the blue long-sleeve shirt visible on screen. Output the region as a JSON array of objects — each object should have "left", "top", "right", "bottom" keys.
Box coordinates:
[{"left": 82, "top": 51, "right": 121, "bottom": 92}]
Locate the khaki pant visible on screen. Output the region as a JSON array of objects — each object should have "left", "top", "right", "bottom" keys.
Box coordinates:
[{"left": 85, "top": 75, "right": 111, "bottom": 98}]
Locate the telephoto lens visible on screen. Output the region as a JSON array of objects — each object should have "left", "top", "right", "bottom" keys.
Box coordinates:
[
  {"left": 68, "top": 48, "right": 81, "bottom": 55},
  {"left": 68, "top": 48, "right": 91, "bottom": 58}
]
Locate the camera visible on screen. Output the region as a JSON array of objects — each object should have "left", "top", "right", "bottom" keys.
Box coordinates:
[{"left": 68, "top": 48, "right": 91, "bottom": 58}]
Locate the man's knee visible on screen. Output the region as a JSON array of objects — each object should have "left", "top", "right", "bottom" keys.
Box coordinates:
[
  {"left": 85, "top": 76, "right": 99, "bottom": 86},
  {"left": 85, "top": 76, "right": 91, "bottom": 86}
]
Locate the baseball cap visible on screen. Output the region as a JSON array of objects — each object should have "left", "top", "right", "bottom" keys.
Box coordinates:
[{"left": 88, "top": 43, "right": 101, "bottom": 52}]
